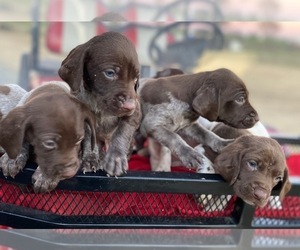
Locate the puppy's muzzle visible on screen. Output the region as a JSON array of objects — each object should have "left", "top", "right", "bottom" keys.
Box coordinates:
[
  {"left": 242, "top": 111, "right": 259, "bottom": 128},
  {"left": 251, "top": 186, "right": 270, "bottom": 207},
  {"left": 116, "top": 95, "right": 136, "bottom": 115}
]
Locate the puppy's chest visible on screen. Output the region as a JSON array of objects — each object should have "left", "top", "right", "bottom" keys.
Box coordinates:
[
  {"left": 142, "top": 93, "right": 198, "bottom": 131},
  {"left": 95, "top": 115, "right": 119, "bottom": 140}
]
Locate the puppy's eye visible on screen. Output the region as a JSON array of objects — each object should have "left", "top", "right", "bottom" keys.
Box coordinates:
[
  {"left": 235, "top": 96, "right": 246, "bottom": 105},
  {"left": 103, "top": 69, "right": 116, "bottom": 79},
  {"left": 42, "top": 140, "right": 57, "bottom": 150},
  {"left": 275, "top": 176, "right": 283, "bottom": 183},
  {"left": 247, "top": 160, "right": 258, "bottom": 170}
]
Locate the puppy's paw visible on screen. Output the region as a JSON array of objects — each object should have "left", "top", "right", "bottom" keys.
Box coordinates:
[
  {"left": 0, "top": 153, "right": 27, "bottom": 178},
  {"left": 81, "top": 152, "right": 101, "bottom": 174},
  {"left": 193, "top": 145, "right": 215, "bottom": 173},
  {"left": 103, "top": 150, "right": 128, "bottom": 177},
  {"left": 178, "top": 148, "right": 205, "bottom": 170},
  {"left": 211, "top": 138, "right": 234, "bottom": 153},
  {"left": 32, "top": 167, "right": 58, "bottom": 193}
]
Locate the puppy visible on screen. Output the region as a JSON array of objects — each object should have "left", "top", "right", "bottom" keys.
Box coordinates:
[
  {"left": 58, "top": 31, "right": 141, "bottom": 176},
  {"left": 0, "top": 82, "right": 96, "bottom": 193},
  {"left": 197, "top": 122, "right": 291, "bottom": 209},
  {"left": 139, "top": 68, "right": 259, "bottom": 172},
  {"left": 135, "top": 68, "right": 184, "bottom": 155}
]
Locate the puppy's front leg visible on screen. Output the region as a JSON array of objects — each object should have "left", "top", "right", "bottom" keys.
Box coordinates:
[
  {"left": 148, "top": 126, "right": 204, "bottom": 170},
  {"left": 180, "top": 123, "right": 233, "bottom": 153},
  {"left": 148, "top": 138, "right": 172, "bottom": 172},
  {"left": 81, "top": 123, "right": 100, "bottom": 173},
  {"left": 0, "top": 142, "right": 30, "bottom": 178},
  {"left": 103, "top": 121, "right": 137, "bottom": 176}
]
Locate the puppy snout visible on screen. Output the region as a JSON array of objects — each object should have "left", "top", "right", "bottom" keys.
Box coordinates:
[
  {"left": 254, "top": 187, "right": 269, "bottom": 201},
  {"left": 62, "top": 161, "right": 80, "bottom": 178},
  {"left": 243, "top": 111, "right": 259, "bottom": 127},
  {"left": 118, "top": 95, "right": 136, "bottom": 111}
]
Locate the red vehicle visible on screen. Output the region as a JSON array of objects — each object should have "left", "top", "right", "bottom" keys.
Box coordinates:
[{"left": 18, "top": 0, "right": 224, "bottom": 90}]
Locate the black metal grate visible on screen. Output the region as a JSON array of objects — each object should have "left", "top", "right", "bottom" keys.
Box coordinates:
[
  {"left": 253, "top": 195, "right": 300, "bottom": 227},
  {"left": 0, "top": 179, "right": 238, "bottom": 227},
  {"left": 0, "top": 135, "right": 299, "bottom": 229}
]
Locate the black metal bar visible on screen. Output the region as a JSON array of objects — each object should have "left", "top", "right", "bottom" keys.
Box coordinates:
[
  {"left": 6, "top": 161, "right": 234, "bottom": 195},
  {"left": 237, "top": 203, "right": 256, "bottom": 228},
  {"left": 0, "top": 206, "right": 238, "bottom": 229}
]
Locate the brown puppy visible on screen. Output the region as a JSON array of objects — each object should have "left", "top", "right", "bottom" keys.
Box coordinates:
[
  {"left": 139, "top": 68, "right": 259, "bottom": 171},
  {"left": 210, "top": 124, "right": 291, "bottom": 208},
  {"left": 0, "top": 82, "right": 96, "bottom": 193},
  {"left": 58, "top": 31, "right": 141, "bottom": 176}
]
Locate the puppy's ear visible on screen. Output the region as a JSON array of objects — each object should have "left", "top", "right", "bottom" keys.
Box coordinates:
[
  {"left": 58, "top": 43, "right": 88, "bottom": 91},
  {"left": 0, "top": 107, "right": 28, "bottom": 159},
  {"left": 192, "top": 88, "right": 219, "bottom": 121},
  {"left": 279, "top": 167, "right": 292, "bottom": 201},
  {"left": 214, "top": 143, "right": 242, "bottom": 185}
]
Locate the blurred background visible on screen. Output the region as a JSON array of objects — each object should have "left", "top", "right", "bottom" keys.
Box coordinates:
[{"left": 0, "top": 0, "right": 299, "bottom": 135}]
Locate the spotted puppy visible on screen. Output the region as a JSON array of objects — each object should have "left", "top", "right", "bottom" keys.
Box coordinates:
[
  {"left": 0, "top": 82, "right": 96, "bottom": 193},
  {"left": 139, "top": 68, "right": 259, "bottom": 172}
]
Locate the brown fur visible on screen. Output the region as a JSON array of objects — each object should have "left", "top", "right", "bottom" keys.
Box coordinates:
[
  {"left": 0, "top": 83, "right": 96, "bottom": 193},
  {"left": 139, "top": 68, "right": 258, "bottom": 172},
  {"left": 210, "top": 124, "right": 291, "bottom": 207},
  {"left": 58, "top": 31, "right": 141, "bottom": 176},
  {"left": 153, "top": 68, "right": 184, "bottom": 79},
  {"left": 141, "top": 68, "right": 258, "bottom": 127}
]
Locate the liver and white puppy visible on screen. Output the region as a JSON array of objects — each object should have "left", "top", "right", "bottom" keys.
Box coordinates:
[
  {"left": 135, "top": 68, "right": 184, "bottom": 155},
  {"left": 0, "top": 82, "right": 96, "bottom": 193},
  {"left": 139, "top": 68, "right": 259, "bottom": 172},
  {"left": 58, "top": 31, "right": 141, "bottom": 177}
]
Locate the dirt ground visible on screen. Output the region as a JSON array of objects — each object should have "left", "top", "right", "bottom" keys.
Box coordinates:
[{"left": 0, "top": 26, "right": 299, "bottom": 135}]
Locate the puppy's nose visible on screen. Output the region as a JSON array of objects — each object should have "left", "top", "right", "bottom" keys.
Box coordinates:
[
  {"left": 254, "top": 188, "right": 268, "bottom": 201},
  {"left": 121, "top": 99, "right": 136, "bottom": 111}
]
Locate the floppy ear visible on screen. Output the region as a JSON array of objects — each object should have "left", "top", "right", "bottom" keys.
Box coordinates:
[
  {"left": 214, "top": 143, "right": 242, "bottom": 185},
  {"left": 0, "top": 107, "right": 28, "bottom": 159},
  {"left": 279, "top": 167, "right": 292, "bottom": 201},
  {"left": 58, "top": 43, "right": 88, "bottom": 91},
  {"left": 192, "top": 87, "right": 220, "bottom": 121}
]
